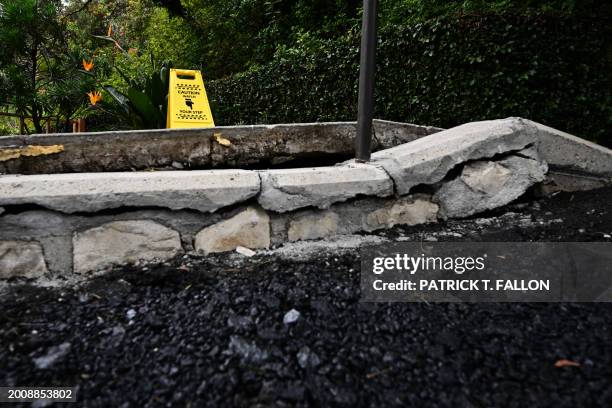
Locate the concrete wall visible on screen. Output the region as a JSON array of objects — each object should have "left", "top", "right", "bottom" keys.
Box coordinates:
[
  {"left": 1, "top": 118, "right": 610, "bottom": 283},
  {"left": 0, "top": 120, "right": 442, "bottom": 175}
]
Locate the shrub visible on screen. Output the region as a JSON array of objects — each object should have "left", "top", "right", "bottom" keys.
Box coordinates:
[{"left": 208, "top": 12, "right": 612, "bottom": 146}]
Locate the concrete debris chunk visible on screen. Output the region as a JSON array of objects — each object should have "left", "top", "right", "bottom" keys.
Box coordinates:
[
  {"left": 435, "top": 152, "right": 548, "bottom": 218},
  {"left": 236, "top": 246, "right": 256, "bottom": 257}
]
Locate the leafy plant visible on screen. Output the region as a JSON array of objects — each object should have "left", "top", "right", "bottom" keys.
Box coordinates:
[
  {"left": 0, "top": 0, "right": 85, "bottom": 134},
  {"left": 104, "top": 58, "right": 171, "bottom": 129}
]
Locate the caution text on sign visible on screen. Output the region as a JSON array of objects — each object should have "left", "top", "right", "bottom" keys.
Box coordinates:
[{"left": 167, "top": 69, "right": 215, "bottom": 129}]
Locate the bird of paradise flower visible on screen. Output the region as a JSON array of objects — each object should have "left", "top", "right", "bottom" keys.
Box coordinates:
[{"left": 87, "top": 90, "right": 102, "bottom": 106}]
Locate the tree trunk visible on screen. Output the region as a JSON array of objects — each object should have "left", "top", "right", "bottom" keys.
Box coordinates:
[{"left": 30, "top": 18, "right": 43, "bottom": 134}]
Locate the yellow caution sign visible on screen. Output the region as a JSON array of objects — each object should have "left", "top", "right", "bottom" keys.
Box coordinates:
[{"left": 167, "top": 69, "right": 215, "bottom": 129}]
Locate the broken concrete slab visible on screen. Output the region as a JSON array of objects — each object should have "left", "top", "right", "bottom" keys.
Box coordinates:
[
  {"left": 0, "top": 240, "right": 48, "bottom": 279},
  {"left": 194, "top": 206, "right": 270, "bottom": 254},
  {"left": 371, "top": 117, "right": 539, "bottom": 195},
  {"left": 73, "top": 220, "right": 182, "bottom": 273},
  {"left": 0, "top": 170, "right": 260, "bottom": 213},
  {"left": 258, "top": 163, "right": 393, "bottom": 213},
  {"left": 434, "top": 152, "right": 548, "bottom": 218}
]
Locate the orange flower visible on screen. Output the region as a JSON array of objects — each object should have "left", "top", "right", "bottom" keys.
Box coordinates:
[
  {"left": 87, "top": 91, "right": 102, "bottom": 106},
  {"left": 107, "top": 23, "right": 113, "bottom": 37},
  {"left": 82, "top": 59, "right": 94, "bottom": 72}
]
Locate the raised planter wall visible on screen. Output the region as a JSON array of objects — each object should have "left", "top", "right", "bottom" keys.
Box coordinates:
[
  {"left": 1, "top": 117, "right": 611, "bottom": 282},
  {"left": 0, "top": 120, "right": 442, "bottom": 174}
]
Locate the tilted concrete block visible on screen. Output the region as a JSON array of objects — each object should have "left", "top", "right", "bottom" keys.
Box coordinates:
[{"left": 371, "top": 117, "right": 539, "bottom": 195}]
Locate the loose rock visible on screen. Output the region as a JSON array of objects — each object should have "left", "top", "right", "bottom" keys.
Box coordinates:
[
  {"left": 236, "top": 246, "right": 257, "bottom": 257},
  {"left": 283, "top": 309, "right": 301, "bottom": 324},
  {"left": 33, "top": 342, "right": 71, "bottom": 369},
  {"left": 297, "top": 346, "right": 321, "bottom": 369}
]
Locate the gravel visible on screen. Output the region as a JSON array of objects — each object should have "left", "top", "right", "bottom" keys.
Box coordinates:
[{"left": 1, "top": 187, "right": 612, "bottom": 407}]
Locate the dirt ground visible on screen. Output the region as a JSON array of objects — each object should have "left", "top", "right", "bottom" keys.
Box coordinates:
[{"left": 1, "top": 186, "right": 612, "bottom": 407}]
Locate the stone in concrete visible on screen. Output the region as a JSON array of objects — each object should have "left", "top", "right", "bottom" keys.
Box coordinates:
[
  {"left": 194, "top": 207, "right": 270, "bottom": 254},
  {"left": 365, "top": 197, "right": 439, "bottom": 230},
  {"left": 288, "top": 212, "right": 340, "bottom": 242},
  {"left": 371, "top": 117, "right": 539, "bottom": 195},
  {"left": 73, "top": 220, "right": 182, "bottom": 273},
  {"left": 0, "top": 170, "right": 260, "bottom": 213},
  {"left": 283, "top": 195, "right": 438, "bottom": 242},
  {"left": 258, "top": 163, "right": 393, "bottom": 212},
  {"left": 434, "top": 153, "right": 548, "bottom": 218},
  {"left": 0, "top": 240, "right": 48, "bottom": 279}
]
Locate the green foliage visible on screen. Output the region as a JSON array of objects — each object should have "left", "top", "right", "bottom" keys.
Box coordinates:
[
  {"left": 0, "top": 116, "right": 18, "bottom": 136},
  {"left": 208, "top": 12, "right": 612, "bottom": 146},
  {"left": 104, "top": 59, "right": 171, "bottom": 129},
  {"left": 144, "top": 7, "right": 202, "bottom": 70},
  {"left": 377, "top": 0, "right": 604, "bottom": 25},
  {"left": 0, "top": 0, "right": 89, "bottom": 133},
  {"left": 149, "top": 0, "right": 361, "bottom": 79}
]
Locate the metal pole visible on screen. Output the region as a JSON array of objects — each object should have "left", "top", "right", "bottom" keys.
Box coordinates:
[{"left": 355, "top": 0, "right": 378, "bottom": 162}]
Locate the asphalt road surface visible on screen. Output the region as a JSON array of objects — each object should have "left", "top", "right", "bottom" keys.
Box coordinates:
[{"left": 2, "top": 187, "right": 612, "bottom": 407}]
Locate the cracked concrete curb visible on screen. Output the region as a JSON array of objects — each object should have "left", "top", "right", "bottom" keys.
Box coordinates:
[
  {"left": 371, "top": 117, "right": 539, "bottom": 195},
  {"left": 257, "top": 162, "right": 394, "bottom": 212},
  {"left": 0, "top": 170, "right": 261, "bottom": 213},
  {"left": 1, "top": 117, "right": 611, "bottom": 280}
]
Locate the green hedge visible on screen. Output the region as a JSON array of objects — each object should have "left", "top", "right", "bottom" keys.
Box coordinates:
[{"left": 207, "top": 12, "right": 612, "bottom": 146}]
